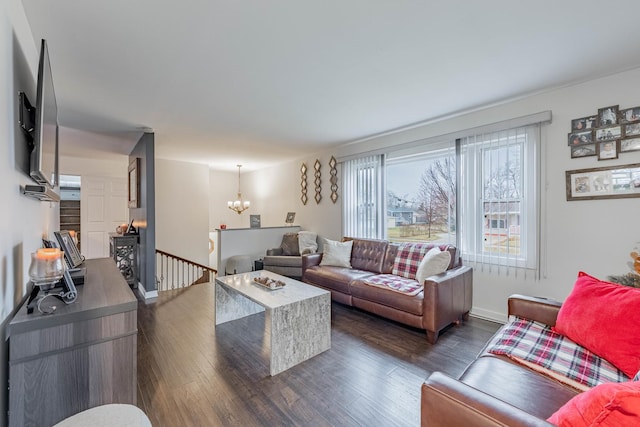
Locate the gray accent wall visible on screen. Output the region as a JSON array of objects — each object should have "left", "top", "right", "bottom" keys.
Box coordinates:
[{"left": 129, "top": 132, "right": 156, "bottom": 291}]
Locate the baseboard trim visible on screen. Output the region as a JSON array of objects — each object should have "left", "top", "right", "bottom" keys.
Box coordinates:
[
  {"left": 470, "top": 307, "right": 506, "bottom": 324},
  {"left": 135, "top": 283, "right": 158, "bottom": 301}
]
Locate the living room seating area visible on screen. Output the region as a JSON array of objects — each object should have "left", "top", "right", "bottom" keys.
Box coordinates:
[
  {"left": 421, "top": 272, "right": 640, "bottom": 426},
  {"left": 302, "top": 237, "right": 473, "bottom": 344}
]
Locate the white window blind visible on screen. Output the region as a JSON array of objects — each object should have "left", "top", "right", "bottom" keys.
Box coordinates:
[
  {"left": 459, "top": 124, "right": 540, "bottom": 276},
  {"left": 342, "top": 155, "right": 385, "bottom": 239}
]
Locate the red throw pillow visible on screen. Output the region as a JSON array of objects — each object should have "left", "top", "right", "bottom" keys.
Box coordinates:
[
  {"left": 548, "top": 381, "right": 640, "bottom": 426},
  {"left": 554, "top": 272, "right": 640, "bottom": 377}
]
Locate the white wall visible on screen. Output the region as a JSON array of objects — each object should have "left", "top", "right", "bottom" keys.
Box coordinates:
[
  {"left": 1, "top": 2, "right": 58, "bottom": 426},
  {"left": 156, "top": 159, "right": 209, "bottom": 265},
  {"left": 331, "top": 68, "right": 640, "bottom": 321},
  {"left": 206, "top": 156, "right": 342, "bottom": 263}
]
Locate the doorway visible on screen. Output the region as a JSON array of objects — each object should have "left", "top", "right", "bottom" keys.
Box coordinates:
[{"left": 59, "top": 174, "right": 82, "bottom": 250}]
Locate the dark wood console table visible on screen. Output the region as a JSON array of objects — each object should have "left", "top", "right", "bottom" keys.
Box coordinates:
[{"left": 8, "top": 258, "right": 138, "bottom": 427}]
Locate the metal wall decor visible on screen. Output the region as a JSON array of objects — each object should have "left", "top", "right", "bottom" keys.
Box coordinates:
[
  {"left": 300, "top": 162, "right": 308, "bottom": 205},
  {"left": 314, "top": 159, "right": 322, "bottom": 204},
  {"left": 329, "top": 156, "right": 338, "bottom": 203}
]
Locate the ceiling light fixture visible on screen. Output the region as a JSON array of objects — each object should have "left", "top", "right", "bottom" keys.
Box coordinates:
[{"left": 228, "top": 164, "right": 250, "bottom": 214}]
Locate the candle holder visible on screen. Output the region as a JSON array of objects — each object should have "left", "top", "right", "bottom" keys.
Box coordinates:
[{"left": 26, "top": 249, "right": 77, "bottom": 314}]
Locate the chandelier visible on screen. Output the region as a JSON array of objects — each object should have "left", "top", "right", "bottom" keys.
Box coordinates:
[{"left": 228, "top": 164, "right": 250, "bottom": 214}]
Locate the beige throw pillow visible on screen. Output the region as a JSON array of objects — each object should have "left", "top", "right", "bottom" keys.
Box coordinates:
[
  {"left": 320, "top": 239, "right": 353, "bottom": 268},
  {"left": 415, "top": 247, "right": 451, "bottom": 283},
  {"left": 298, "top": 231, "right": 318, "bottom": 255}
]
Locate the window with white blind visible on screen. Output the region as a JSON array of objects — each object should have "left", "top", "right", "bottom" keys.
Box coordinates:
[
  {"left": 458, "top": 124, "right": 540, "bottom": 272},
  {"left": 340, "top": 112, "right": 548, "bottom": 275},
  {"left": 342, "top": 155, "right": 385, "bottom": 239}
]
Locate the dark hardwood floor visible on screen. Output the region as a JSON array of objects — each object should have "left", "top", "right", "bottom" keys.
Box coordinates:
[{"left": 136, "top": 282, "right": 501, "bottom": 426}]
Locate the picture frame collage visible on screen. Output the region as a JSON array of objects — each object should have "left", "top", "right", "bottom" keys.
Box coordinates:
[{"left": 568, "top": 105, "right": 640, "bottom": 160}]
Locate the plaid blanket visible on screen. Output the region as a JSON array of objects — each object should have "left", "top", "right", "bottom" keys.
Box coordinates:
[
  {"left": 364, "top": 274, "right": 423, "bottom": 296},
  {"left": 486, "top": 317, "right": 628, "bottom": 390}
]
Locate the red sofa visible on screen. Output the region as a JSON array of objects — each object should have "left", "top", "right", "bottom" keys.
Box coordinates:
[{"left": 302, "top": 238, "right": 473, "bottom": 343}]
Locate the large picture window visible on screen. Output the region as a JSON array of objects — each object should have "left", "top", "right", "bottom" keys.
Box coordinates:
[{"left": 342, "top": 115, "right": 545, "bottom": 275}]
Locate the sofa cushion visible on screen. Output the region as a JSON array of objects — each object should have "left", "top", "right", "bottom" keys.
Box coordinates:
[
  {"left": 415, "top": 247, "right": 451, "bottom": 283},
  {"left": 280, "top": 232, "right": 300, "bottom": 256},
  {"left": 320, "top": 239, "right": 353, "bottom": 267},
  {"left": 349, "top": 238, "right": 389, "bottom": 273},
  {"left": 350, "top": 279, "right": 423, "bottom": 315},
  {"left": 547, "top": 381, "right": 640, "bottom": 427},
  {"left": 392, "top": 243, "right": 433, "bottom": 279},
  {"left": 554, "top": 272, "right": 640, "bottom": 377},
  {"left": 298, "top": 231, "right": 318, "bottom": 255},
  {"left": 460, "top": 356, "right": 580, "bottom": 419},
  {"left": 304, "top": 265, "right": 374, "bottom": 295}
]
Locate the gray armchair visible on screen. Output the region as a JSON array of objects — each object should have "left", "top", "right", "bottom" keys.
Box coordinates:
[{"left": 263, "top": 231, "right": 317, "bottom": 279}]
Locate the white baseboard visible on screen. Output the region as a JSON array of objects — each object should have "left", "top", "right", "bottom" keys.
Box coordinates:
[
  {"left": 135, "top": 283, "right": 158, "bottom": 301},
  {"left": 470, "top": 307, "right": 507, "bottom": 324}
]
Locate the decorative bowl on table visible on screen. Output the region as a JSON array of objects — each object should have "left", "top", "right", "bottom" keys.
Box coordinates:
[{"left": 253, "top": 276, "right": 286, "bottom": 290}]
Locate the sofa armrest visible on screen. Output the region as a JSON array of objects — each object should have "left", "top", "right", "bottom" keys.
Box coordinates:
[
  {"left": 301, "top": 253, "right": 322, "bottom": 277},
  {"left": 266, "top": 247, "right": 284, "bottom": 256},
  {"left": 508, "top": 294, "right": 562, "bottom": 327},
  {"left": 421, "top": 372, "right": 554, "bottom": 427},
  {"left": 422, "top": 266, "right": 473, "bottom": 343}
]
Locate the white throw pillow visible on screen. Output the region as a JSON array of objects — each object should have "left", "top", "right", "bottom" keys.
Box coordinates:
[
  {"left": 320, "top": 239, "right": 353, "bottom": 268},
  {"left": 415, "top": 247, "right": 451, "bottom": 283},
  {"left": 298, "top": 231, "right": 318, "bottom": 255}
]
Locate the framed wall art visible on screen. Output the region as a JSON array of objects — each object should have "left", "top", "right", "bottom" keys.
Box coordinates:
[
  {"left": 565, "top": 163, "right": 640, "bottom": 201},
  {"left": 128, "top": 158, "right": 140, "bottom": 208}
]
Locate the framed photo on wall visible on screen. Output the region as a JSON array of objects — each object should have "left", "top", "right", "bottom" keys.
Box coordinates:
[
  {"left": 597, "top": 105, "right": 619, "bottom": 127},
  {"left": 250, "top": 215, "right": 261, "bottom": 228},
  {"left": 285, "top": 212, "right": 296, "bottom": 224},
  {"left": 565, "top": 163, "right": 640, "bottom": 201},
  {"left": 128, "top": 158, "right": 140, "bottom": 208}
]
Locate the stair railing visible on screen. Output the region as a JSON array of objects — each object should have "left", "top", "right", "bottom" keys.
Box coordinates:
[{"left": 155, "top": 249, "right": 217, "bottom": 292}]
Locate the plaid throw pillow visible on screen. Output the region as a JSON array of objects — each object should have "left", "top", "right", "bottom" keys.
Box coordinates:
[{"left": 392, "top": 243, "right": 432, "bottom": 279}]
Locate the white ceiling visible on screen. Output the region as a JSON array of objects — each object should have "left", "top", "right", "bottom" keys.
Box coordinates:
[{"left": 21, "top": 0, "right": 640, "bottom": 171}]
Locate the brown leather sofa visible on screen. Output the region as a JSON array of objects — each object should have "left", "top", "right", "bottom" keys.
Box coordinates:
[
  {"left": 301, "top": 238, "right": 473, "bottom": 344},
  {"left": 421, "top": 295, "right": 579, "bottom": 427}
]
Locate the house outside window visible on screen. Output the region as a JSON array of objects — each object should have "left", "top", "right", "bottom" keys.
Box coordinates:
[{"left": 342, "top": 113, "right": 547, "bottom": 274}]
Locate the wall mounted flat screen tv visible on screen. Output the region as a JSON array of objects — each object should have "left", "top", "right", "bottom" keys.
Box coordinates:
[{"left": 30, "top": 39, "right": 59, "bottom": 188}]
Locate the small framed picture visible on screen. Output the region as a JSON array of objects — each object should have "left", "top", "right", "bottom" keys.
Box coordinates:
[
  {"left": 249, "top": 215, "right": 261, "bottom": 228},
  {"left": 285, "top": 212, "right": 296, "bottom": 224},
  {"left": 619, "top": 106, "right": 640, "bottom": 124},
  {"left": 597, "top": 140, "right": 619, "bottom": 160},
  {"left": 568, "top": 130, "right": 593, "bottom": 146},
  {"left": 597, "top": 105, "right": 619, "bottom": 127},
  {"left": 623, "top": 123, "right": 640, "bottom": 137},
  {"left": 571, "top": 115, "right": 597, "bottom": 131},
  {"left": 621, "top": 137, "right": 640, "bottom": 153},
  {"left": 595, "top": 125, "right": 622, "bottom": 141},
  {"left": 570, "top": 143, "right": 596, "bottom": 158}
]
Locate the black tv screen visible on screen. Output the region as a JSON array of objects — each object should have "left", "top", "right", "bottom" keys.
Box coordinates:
[{"left": 30, "top": 39, "right": 58, "bottom": 188}]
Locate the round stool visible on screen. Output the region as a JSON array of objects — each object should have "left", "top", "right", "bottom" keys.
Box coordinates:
[
  {"left": 53, "top": 404, "right": 151, "bottom": 427},
  {"left": 225, "top": 255, "right": 253, "bottom": 275}
]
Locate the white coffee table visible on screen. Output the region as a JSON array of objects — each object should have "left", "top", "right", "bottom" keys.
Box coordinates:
[{"left": 215, "top": 270, "right": 331, "bottom": 376}]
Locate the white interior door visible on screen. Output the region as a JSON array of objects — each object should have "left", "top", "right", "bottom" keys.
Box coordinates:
[{"left": 81, "top": 176, "right": 128, "bottom": 259}]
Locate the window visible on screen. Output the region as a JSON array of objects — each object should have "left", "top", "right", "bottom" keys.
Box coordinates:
[
  {"left": 386, "top": 145, "right": 456, "bottom": 244},
  {"left": 459, "top": 124, "right": 540, "bottom": 270},
  {"left": 341, "top": 113, "right": 547, "bottom": 274},
  {"left": 342, "top": 155, "right": 385, "bottom": 239}
]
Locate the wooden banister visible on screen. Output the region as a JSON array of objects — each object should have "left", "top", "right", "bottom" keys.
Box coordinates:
[{"left": 155, "top": 249, "right": 217, "bottom": 292}]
